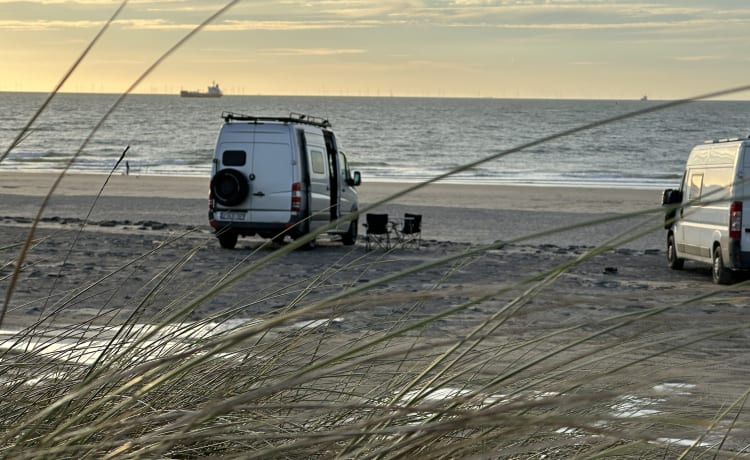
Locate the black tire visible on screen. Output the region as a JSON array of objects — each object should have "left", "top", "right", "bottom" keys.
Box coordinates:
[
  {"left": 667, "top": 234, "right": 684, "bottom": 270},
  {"left": 217, "top": 230, "right": 238, "bottom": 249},
  {"left": 211, "top": 169, "right": 249, "bottom": 207},
  {"left": 342, "top": 218, "right": 358, "bottom": 246},
  {"left": 712, "top": 245, "right": 733, "bottom": 285}
]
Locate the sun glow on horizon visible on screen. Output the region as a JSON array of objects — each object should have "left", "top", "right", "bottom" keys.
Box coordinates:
[{"left": 2, "top": 1, "right": 750, "bottom": 100}]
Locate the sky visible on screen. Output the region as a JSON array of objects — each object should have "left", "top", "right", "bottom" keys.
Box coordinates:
[{"left": 1, "top": 0, "right": 750, "bottom": 99}]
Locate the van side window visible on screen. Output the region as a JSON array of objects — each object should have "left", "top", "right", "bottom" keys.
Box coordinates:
[
  {"left": 688, "top": 173, "right": 703, "bottom": 201},
  {"left": 310, "top": 150, "right": 326, "bottom": 175},
  {"left": 702, "top": 168, "right": 731, "bottom": 201},
  {"left": 339, "top": 152, "right": 349, "bottom": 182}
]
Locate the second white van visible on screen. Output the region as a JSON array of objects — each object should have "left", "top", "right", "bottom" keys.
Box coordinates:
[{"left": 662, "top": 137, "right": 750, "bottom": 284}]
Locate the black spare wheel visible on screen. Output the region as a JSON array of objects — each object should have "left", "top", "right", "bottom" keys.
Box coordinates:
[{"left": 211, "top": 169, "right": 249, "bottom": 207}]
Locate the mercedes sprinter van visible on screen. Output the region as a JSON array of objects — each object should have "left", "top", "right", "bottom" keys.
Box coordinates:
[{"left": 209, "top": 112, "right": 361, "bottom": 249}]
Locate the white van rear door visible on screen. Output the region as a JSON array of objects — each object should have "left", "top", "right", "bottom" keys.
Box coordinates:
[{"left": 250, "top": 141, "right": 293, "bottom": 224}]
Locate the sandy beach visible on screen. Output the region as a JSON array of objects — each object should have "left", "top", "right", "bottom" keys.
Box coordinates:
[
  {"left": 2, "top": 171, "right": 750, "bottom": 451},
  {"left": 0, "top": 169, "right": 731, "bottom": 331},
  {"left": 0, "top": 169, "right": 682, "bottom": 326},
  {"left": 0, "top": 171, "right": 664, "bottom": 248}
]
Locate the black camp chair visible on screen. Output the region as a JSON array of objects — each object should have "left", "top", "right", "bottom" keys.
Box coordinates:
[
  {"left": 364, "top": 213, "right": 393, "bottom": 250},
  {"left": 397, "top": 213, "right": 422, "bottom": 248}
]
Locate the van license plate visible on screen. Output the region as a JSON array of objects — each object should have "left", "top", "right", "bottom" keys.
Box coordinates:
[{"left": 219, "top": 211, "right": 246, "bottom": 221}]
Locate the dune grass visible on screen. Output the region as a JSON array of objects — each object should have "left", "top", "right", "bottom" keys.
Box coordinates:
[{"left": 2, "top": 2, "right": 750, "bottom": 459}]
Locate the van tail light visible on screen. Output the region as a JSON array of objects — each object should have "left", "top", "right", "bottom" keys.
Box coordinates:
[
  {"left": 291, "top": 182, "right": 302, "bottom": 215},
  {"left": 730, "top": 201, "right": 743, "bottom": 239},
  {"left": 208, "top": 191, "right": 214, "bottom": 209}
]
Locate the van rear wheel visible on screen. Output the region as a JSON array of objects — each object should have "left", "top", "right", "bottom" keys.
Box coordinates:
[
  {"left": 667, "top": 234, "right": 684, "bottom": 270},
  {"left": 712, "top": 245, "right": 733, "bottom": 285},
  {"left": 217, "top": 230, "right": 238, "bottom": 249}
]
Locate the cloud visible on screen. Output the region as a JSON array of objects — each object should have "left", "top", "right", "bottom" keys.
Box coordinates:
[
  {"left": 207, "top": 20, "right": 375, "bottom": 31},
  {"left": 0, "top": 19, "right": 103, "bottom": 31},
  {"left": 3, "top": 1, "right": 750, "bottom": 35},
  {"left": 672, "top": 55, "right": 722, "bottom": 62},
  {"left": 259, "top": 47, "right": 366, "bottom": 56}
]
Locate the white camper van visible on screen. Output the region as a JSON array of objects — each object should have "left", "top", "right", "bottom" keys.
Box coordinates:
[
  {"left": 662, "top": 137, "right": 750, "bottom": 284},
  {"left": 208, "top": 112, "right": 361, "bottom": 249}
]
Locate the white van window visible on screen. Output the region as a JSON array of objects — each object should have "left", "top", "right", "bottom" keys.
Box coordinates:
[
  {"left": 339, "top": 152, "right": 348, "bottom": 182},
  {"left": 688, "top": 173, "right": 703, "bottom": 201},
  {"left": 701, "top": 168, "right": 731, "bottom": 201},
  {"left": 222, "top": 150, "right": 246, "bottom": 166},
  {"left": 311, "top": 150, "right": 326, "bottom": 175}
]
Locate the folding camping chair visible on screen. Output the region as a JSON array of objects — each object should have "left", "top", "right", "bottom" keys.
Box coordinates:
[
  {"left": 364, "top": 213, "right": 393, "bottom": 250},
  {"left": 397, "top": 213, "right": 422, "bottom": 248}
]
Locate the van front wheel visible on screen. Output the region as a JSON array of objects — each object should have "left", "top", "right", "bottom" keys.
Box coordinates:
[
  {"left": 712, "top": 246, "right": 733, "bottom": 285},
  {"left": 342, "top": 218, "right": 358, "bottom": 246},
  {"left": 667, "top": 234, "right": 684, "bottom": 270}
]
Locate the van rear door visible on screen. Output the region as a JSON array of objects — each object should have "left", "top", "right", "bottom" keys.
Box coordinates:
[{"left": 250, "top": 140, "right": 294, "bottom": 224}]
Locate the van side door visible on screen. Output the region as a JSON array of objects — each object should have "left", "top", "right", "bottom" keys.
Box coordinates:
[
  {"left": 680, "top": 167, "right": 732, "bottom": 262},
  {"left": 336, "top": 151, "right": 358, "bottom": 231},
  {"left": 301, "top": 130, "right": 330, "bottom": 230},
  {"left": 677, "top": 169, "right": 705, "bottom": 259}
]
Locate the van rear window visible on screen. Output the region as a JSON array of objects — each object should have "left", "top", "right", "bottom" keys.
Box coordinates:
[{"left": 223, "top": 150, "right": 246, "bottom": 166}]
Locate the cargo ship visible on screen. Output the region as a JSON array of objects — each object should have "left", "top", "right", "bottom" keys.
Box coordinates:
[{"left": 180, "top": 82, "right": 223, "bottom": 98}]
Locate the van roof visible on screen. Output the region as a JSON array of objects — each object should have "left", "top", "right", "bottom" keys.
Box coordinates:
[{"left": 221, "top": 111, "right": 331, "bottom": 128}]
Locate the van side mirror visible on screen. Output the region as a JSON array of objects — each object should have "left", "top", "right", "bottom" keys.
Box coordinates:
[
  {"left": 662, "top": 189, "right": 682, "bottom": 206},
  {"left": 349, "top": 171, "right": 361, "bottom": 187}
]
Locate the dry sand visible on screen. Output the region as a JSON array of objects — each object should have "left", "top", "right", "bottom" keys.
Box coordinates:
[
  {"left": 0, "top": 171, "right": 664, "bottom": 248},
  {"left": 0, "top": 170, "right": 737, "bottom": 331},
  {"left": 2, "top": 171, "right": 750, "bottom": 448}
]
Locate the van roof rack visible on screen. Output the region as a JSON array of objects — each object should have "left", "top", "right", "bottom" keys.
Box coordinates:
[
  {"left": 222, "top": 111, "right": 331, "bottom": 128},
  {"left": 704, "top": 137, "right": 741, "bottom": 144}
]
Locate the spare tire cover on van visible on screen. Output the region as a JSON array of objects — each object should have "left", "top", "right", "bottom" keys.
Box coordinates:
[{"left": 211, "top": 168, "right": 249, "bottom": 207}]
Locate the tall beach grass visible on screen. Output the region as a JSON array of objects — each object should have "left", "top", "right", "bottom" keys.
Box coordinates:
[{"left": 2, "top": 2, "right": 750, "bottom": 458}]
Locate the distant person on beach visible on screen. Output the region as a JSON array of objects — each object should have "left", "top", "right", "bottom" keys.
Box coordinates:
[{"left": 125, "top": 161, "right": 130, "bottom": 176}]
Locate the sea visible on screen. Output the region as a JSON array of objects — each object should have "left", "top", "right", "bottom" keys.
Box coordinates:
[{"left": 2, "top": 92, "right": 750, "bottom": 190}]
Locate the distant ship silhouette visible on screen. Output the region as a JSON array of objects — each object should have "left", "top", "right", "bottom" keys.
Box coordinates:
[{"left": 180, "top": 82, "right": 222, "bottom": 98}]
